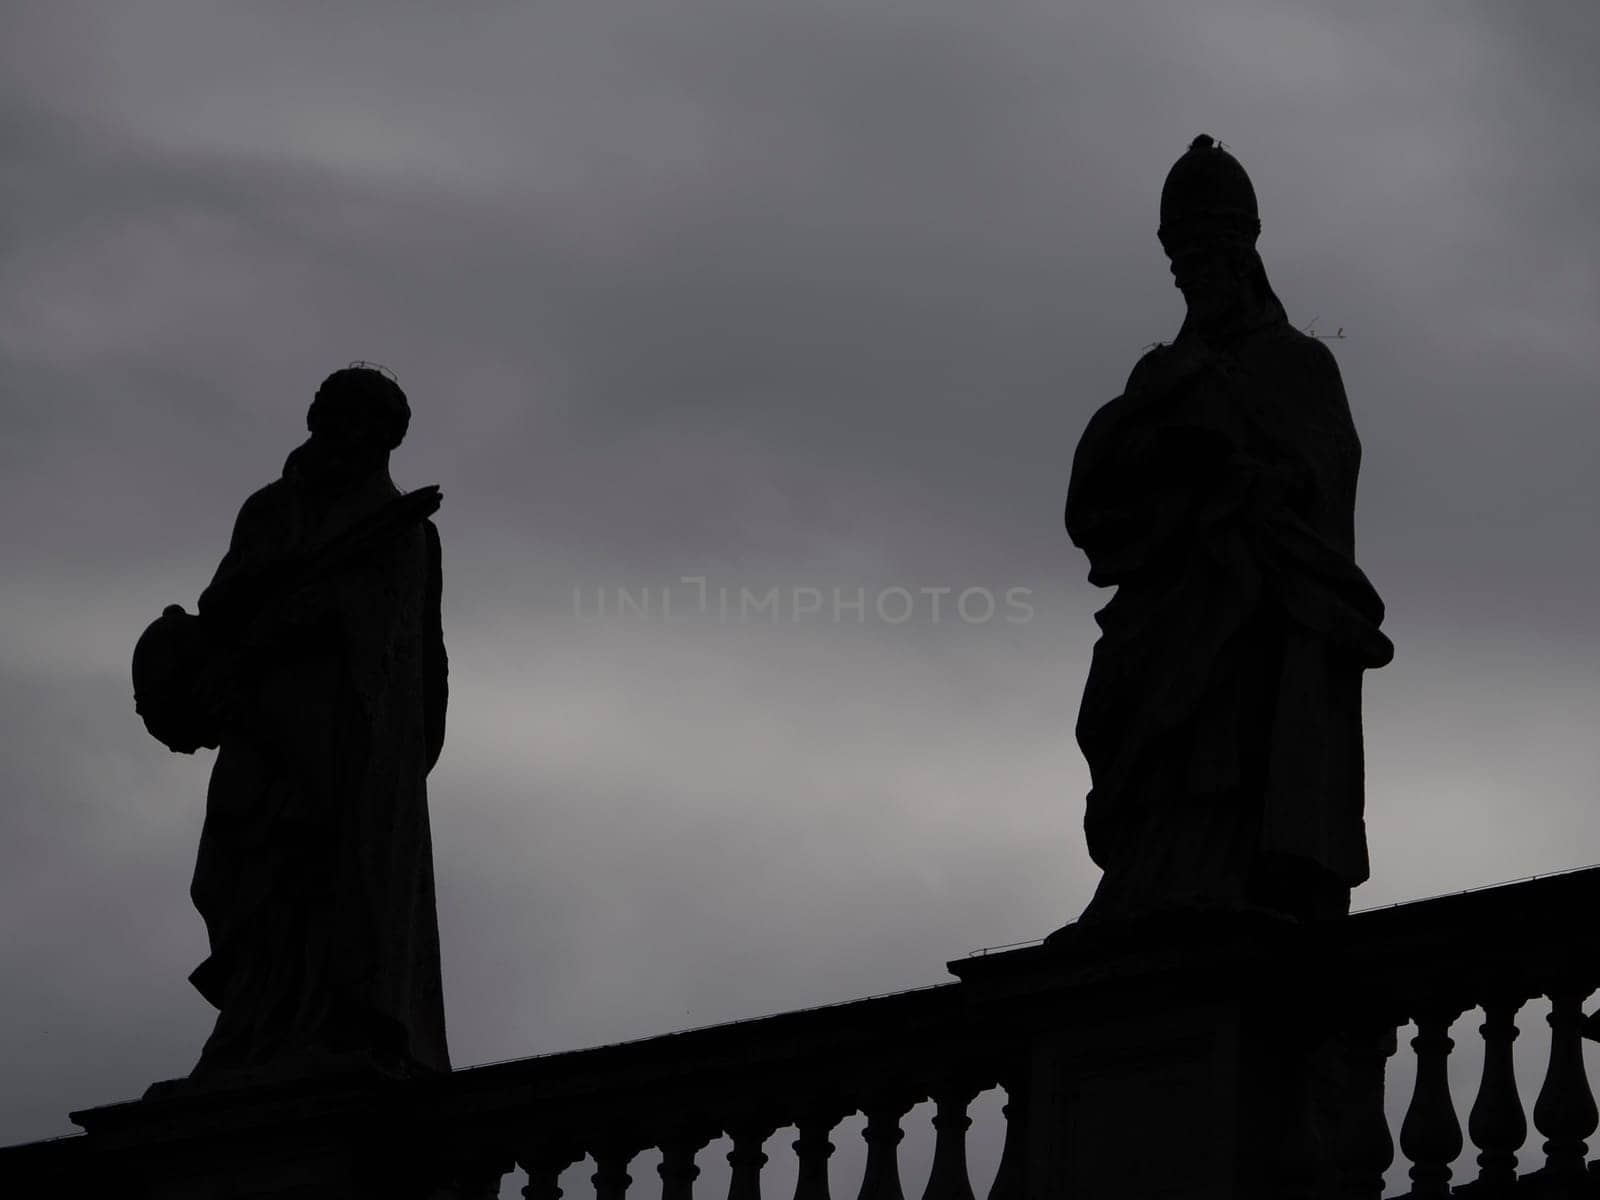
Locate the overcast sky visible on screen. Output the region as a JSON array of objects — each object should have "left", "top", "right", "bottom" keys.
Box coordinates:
[{"left": 3, "top": 0, "right": 1597, "bottom": 1187}]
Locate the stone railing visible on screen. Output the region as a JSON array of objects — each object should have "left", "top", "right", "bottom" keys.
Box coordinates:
[
  {"left": 1316, "top": 866, "right": 1600, "bottom": 1199},
  {"left": 6, "top": 867, "right": 1600, "bottom": 1199}
]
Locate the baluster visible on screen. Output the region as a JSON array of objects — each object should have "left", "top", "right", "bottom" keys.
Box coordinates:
[
  {"left": 431, "top": 1140, "right": 513, "bottom": 1200},
  {"left": 727, "top": 1122, "right": 774, "bottom": 1200},
  {"left": 660, "top": 1133, "right": 710, "bottom": 1200},
  {"left": 520, "top": 1143, "right": 580, "bottom": 1200},
  {"left": 1398, "top": 1005, "right": 1464, "bottom": 1198},
  {"left": 793, "top": 1110, "right": 841, "bottom": 1200},
  {"left": 1468, "top": 994, "right": 1527, "bottom": 1196},
  {"left": 1332, "top": 1022, "right": 1398, "bottom": 1200},
  {"left": 856, "top": 1097, "right": 914, "bottom": 1200},
  {"left": 986, "top": 1079, "right": 1027, "bottom": 1200},
  {"left": 921, "top": 1083, "right": 978, "bottom": 1200},
  {"left": 1533, "top": 988, "right": 1599, "bottom": 1192},
  {"left": 594, "top": 1142, "right": 640, "bottom": 1200}
]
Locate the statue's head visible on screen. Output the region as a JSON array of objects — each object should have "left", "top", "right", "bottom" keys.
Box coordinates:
[
  {"left": 1158, "top": 135, "right": 1275, "bottom": 332},
  {"left": 294, "top": 364, "right": 410, "bottom": 486}
]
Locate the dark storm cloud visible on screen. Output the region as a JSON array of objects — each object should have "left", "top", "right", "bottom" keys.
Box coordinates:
[{"left": 3, "top": 3, "right": 1598, "bottom": 1175}]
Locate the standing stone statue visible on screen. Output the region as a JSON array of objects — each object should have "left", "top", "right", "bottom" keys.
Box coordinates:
[
  {"left": 133, "top": 365, "right": 451, "bottom": 1081},
  {"left": 1065, "top": 137, "right": 1393, "bottom": 923}
]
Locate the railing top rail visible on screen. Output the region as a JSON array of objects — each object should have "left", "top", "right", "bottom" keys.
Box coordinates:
[
  {"left": 1336, "top": 864, "right": 1600, "bottom": 960},
  {"left": 454, "top": 980, "right": 957, "bottom": 1077},
  {"left": 439, "top": 866, "right": 1600, "bottom": 1108},
  {"left": 19, "top": 865, "right": 1600, "bottom": 1175},
  {"left": 0, "top": 1131, "right": 87, "bottom": 1168},
  {"left": 436, "top": 979, "right": 973, "bottom": 1109},
  {"left": 1349, "top": 862, "right": 1600, "bottom": 916}
]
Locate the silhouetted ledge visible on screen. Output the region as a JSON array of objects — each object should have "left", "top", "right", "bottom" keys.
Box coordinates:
[
  {"left": 956, "top": 865, "right": 1600, "bottom": 999},
  {"left": 7, "top": 868, "right": 1600, "bottom": 1198}
]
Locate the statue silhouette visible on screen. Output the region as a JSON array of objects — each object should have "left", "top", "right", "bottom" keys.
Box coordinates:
[
  {"left": 1066, "top": 137, "right": 1392, "bottom": 923},
  {"left": 135, "top": 365, "right": 451, "bottom": 1082}
]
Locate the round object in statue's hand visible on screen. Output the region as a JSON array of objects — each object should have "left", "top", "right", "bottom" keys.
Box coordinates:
[{"left": 132, "top": 604, "right": 221, "bottom": 754}]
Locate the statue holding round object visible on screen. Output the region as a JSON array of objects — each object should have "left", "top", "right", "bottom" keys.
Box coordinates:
[
  {"left": 148, "top": 363, "right": 453, "bottom": 1084},
  {"left": 132, "top": 604, "right": 220, "bottom": 755}
]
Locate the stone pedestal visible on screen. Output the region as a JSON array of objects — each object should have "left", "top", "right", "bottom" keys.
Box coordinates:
[
  {"left": 74, "top": 1073, "right": 398, "bottom": 1199},
  {"left": 56, "top": 1065, "right": 501, "bottom": 1199},
  {"left": 951, "top": 910, "right": 1340, "bottom": 1200},
  {"left": 1029, "top": 999, "right": 1247, "bottom": 1197}
]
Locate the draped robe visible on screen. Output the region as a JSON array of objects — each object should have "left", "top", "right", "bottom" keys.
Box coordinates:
[
  {"left": 187, "top": 455, "right": 450, "bottom": 1078},
  {"left": 1066, "top": 315, "right": 1391, "bottom": 921}
]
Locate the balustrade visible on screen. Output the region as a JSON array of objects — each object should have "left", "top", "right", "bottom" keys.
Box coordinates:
[
  {"left": 519, "top": 1144, "right": 580, "bottom": 1200},
  {"left": 728, "top": 1122, "right": 774, "bottom": 1200},
  {"left": 659, "top": 1132, "right": 710, "bottom": 1200},
  {"left": 1534, "top": 986, "right": 1599, "bottom": 1193},
  {"left": 856, "top": 1097, "right": 911, "bottom": 1200},
  {"left": 920, "top": 1083, "right": 978, "bottom": 1200},
  {"left": 984, "top": 1083, "right": 1026, "bottom": 1200},
  {"left": 9, "top": 868, "right": 1600, "bottom": 1199},
  {"left": 591, "top": 1140, "right": 638, "bottom": 1200},
  {"left": 791, "top": 1109, "right": 840, "bottom": 1200}
]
